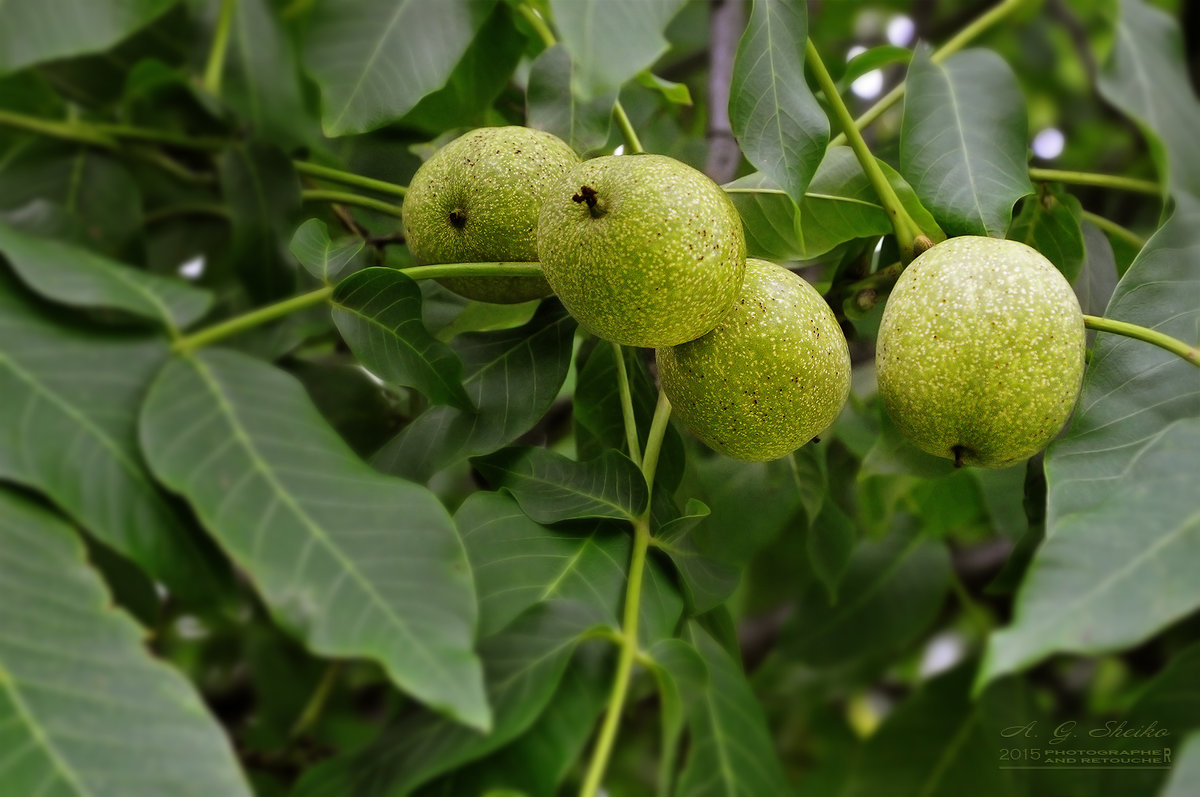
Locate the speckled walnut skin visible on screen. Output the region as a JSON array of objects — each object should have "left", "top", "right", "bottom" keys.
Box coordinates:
[
  {"left": 876, "top": 236, "right": 1086, "bottom": 468},
  {"left": 402, "top": 126, "right": 580, "bottom": 304},
  {"left": 657, "top": 259, "right": 851, "bottom": 461},
  {"left": 537, "top": 154, "right": 747, "bottom": 348}
]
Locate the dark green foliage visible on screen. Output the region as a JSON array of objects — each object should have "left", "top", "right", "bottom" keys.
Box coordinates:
[{"left": 0, "top": 0, "right": 1192, "bottom": 793}]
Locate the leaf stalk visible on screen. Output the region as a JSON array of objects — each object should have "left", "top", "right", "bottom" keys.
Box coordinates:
[{"left": 1083, "top": 315, "right": 1199, "bottom": 367}]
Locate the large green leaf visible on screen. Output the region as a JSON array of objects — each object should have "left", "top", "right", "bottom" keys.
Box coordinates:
[
  {"left": 676, "top": 623, "right": 791, "bottom": 795},
  {"left": 0, "top": 218, "right": 213, "bottom": 332},
  {"left": 526, "top": 44, "right": 616, "bottom": 156},
  {"left": 373, "top": 303, "right": 576, "bottom": 482},
  {"left": 548, "top": 0, "right": 687, "bottom": 100},
  {"left": 726, "top": 148, "right": 943, "bottom": 261},
  {"left": 331, "top": 267, "right": 473, "bottom": 411},
  {"left": 293, "top": 601, "right": 605, "bottom": 797},
  {"left": 781, "top": 520, "right": 951, "bottom": 667},
  {"left": 900, "top": 47, "right": 1033, "bottom": 237},
  {"left": 0, "top": 0, "right": 177, "bottom": 74},
  {"left": 980, "top": 416, "right": 1200, "bottom": 685},
  {"left": 979, "top": 195, "right": 1200, "bottom": 684},
  {"left": 302, "top": 0, "right": 496, "bottom": 136},
  {"left": 845, "top": 664, "right": 1033, "bottom": 797},
  {"left": 0, "top": 489, "right": 252, "bottom": 797},
  {"left": 222, "top": 0, "right": 315, "bottom": 147},
  {"left": 457, "top": 491, "right": 681, "bottom": 643},
  {"left": 138, "top": 348, "right": 489, "bottom": 731},
  {"left": 0, "top": 273, "right": 226, "bottom": 601},
  {"left": 400, "top": 1, "right": 526, "bottom": 134},
  {"left": 1097, "top": 0, "right": 1200, "bottom": 199},
  {"left": 729, "top": 0, "right": 828, "bottom": 204},
  {"left": 472, "top": 447, "right": 648, "bottom": 524}
]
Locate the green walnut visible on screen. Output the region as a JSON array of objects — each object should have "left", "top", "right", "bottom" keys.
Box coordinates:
[
  {"left": 657, "top": 258, "right": 851, "bottom": 461},
  {"left": 402, "top": 126, "right": 580, "bottom": 304},
  {"left": 875, "top": 235, "right": 1086, "bottom": 468},
  {"left": 537, "top": 153, "right": 746, "bottom": 348}
]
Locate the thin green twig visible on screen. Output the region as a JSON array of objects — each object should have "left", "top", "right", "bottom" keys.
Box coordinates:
[
  {"left": 1079, "top": 211, "right": 1146, "bottom": 249},
  {"left": 1029, "top": 168, "right": 1160, "bottom": 196},
  {"left": 293, "top": 161, "right": 408, "bottom": 198},
  {"left": 829, "top": 0, "right": 1029, "bottom": 147},
  {"left": 289, "top": 662, "right": 342, "bottom": 740},
  {"left": 171, "top": 263, "right": 545, "bottom": 353},
  {"left": 579, "top": 391, "right": 672, "bottom": 797},
  {"left": 806, "top": 39, "right": 923, "bottom": 260},
  {"left": 203, "top": 0, "right": 238, "bottom": 96},
  {"left": 0, "top": 109, "right": 117, "bottom": 149},
  {"left": 301, "top": 189, "right": 405, "bottom": 219}
]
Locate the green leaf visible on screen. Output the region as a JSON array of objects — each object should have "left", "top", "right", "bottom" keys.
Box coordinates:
[
  {"left": 729, "top": 0, "right": 829, "bottom": 204},
  {"left": 401, "top": 2, "right": 526, "bottom": 134},
  {"left": 1006, "top": 184, "right": 1085, "bottom": 282},
  {"left": 690, "top": 456, "right": 804, "bottom": 565},
  {"left": 637, "top": 70, "right": 692, "bottom": 105},
  {"left": 303, "top": 0, "right": 497, "bottom": 136},
  {"left": 781, "top": 520, "right": 951, "bottom": 667},
  {"left": 1074, "top": 222, "right": 1118, "bottom": 319},
  {"left": 840, "top": 44, "right": 912, "bottom": 88},
  {"left": 373, "top": 303, "right": 576, "bottom": 482},
  {"left": 222, "top": 0, "right": 315, "bottom": 147},
  {"left": 655, "top": 499, "right": 740, "bottom": 614},
  {"left": 0, "top": 149, "right": 143, "bottom": 255},
  {"left": 293, "top": 601, "right": 604, "bottom": 797},
  {"left": 0, "top": 489, "right": 252, "bottom": 797},
  {"left": 472, "top": 447, "right": 648, "bottom": 523},
  {"left": 218, "top": 142, "right": 302, "bottom": 302},
  {"left": 526, "top": 44, "right": 616, "bottom": 156},
  {"left": 548, "top": 0, "right": 687, "bottom": 100},
  {"left": 806, "top": 501, "right": 856, "bottom": 604},
  {"left": 845, "top": 663, "right": 1034, "bottom": 797},
  {"left": 331, "top": 267, "right": 473, "bottom": 411},
  {"left": 900, "top": 47, "right": 1034, "bottom": 237},
  {"left": 435, "top": 299, "right": 539, "bottom": 341},
  {"left": 0, "top": 274, "right": 226, "bottom": 602},
  {"left": 979, "top": 416, "right": 1200, "bottom": 686},
  {"left": 644, "top": 638, "right": 708, "bottom": 796},
  {"left": 1097, "top": 0, "right": 1200, "bottom": 199},
  {"left": 457, "top": 491, "right": 628, "bottom": 637},
  {"left": 0, "top": 217, "right": 213, "bottom": 331},
  {"left": 979, "top": 196, "right": 1200, "bottom": 684},
  {"left": 725, "top": 148, "right": 943, "bottom": 262},
  {"left": 289, "top": 218, "right": 365, "bottom": 284},
  {"left": 139, "top": 348, "right": 489, "bottom": 731},
  {"left": 0, "top": 0, "right": 178, "bottom": 74},
  {"left": 415, "top": 662, "right": 608, "bottom": 797},
  {"left": 458, "top": 491, "right": 682, "bottom": 643},
  {"left": 676, "top": 622, "right": 791, "bottom": 795}
]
